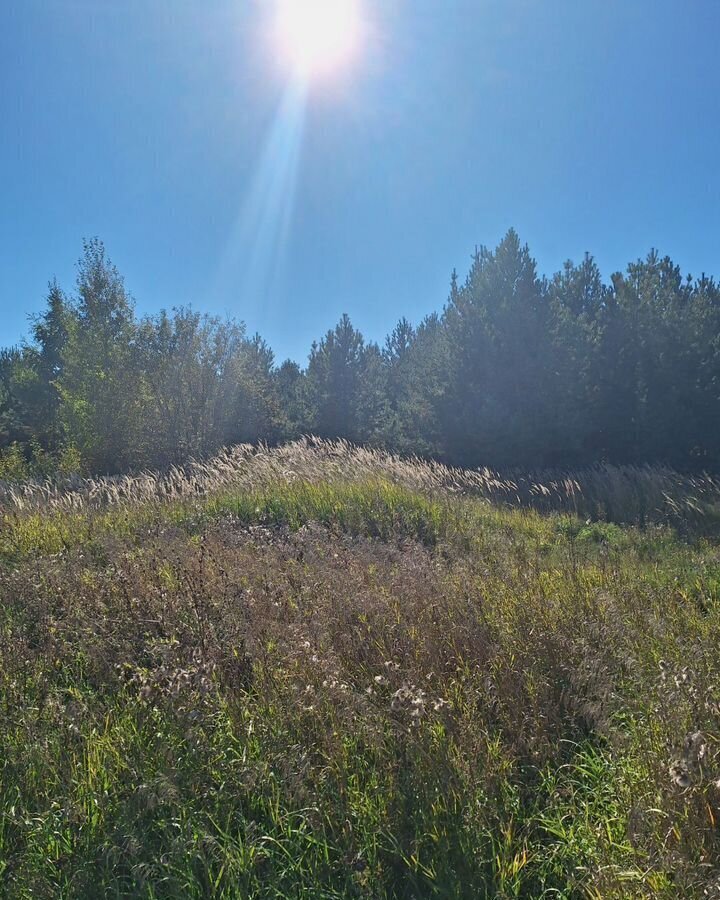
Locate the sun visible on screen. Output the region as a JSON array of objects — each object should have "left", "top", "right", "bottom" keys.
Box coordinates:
[{"left": 274, "top": 0, "right": 362, "bottom": 79}]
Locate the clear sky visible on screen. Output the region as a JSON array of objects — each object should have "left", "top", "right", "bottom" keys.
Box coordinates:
[{"left": 2, "top": 0, "right": 719, "bottom": 363}]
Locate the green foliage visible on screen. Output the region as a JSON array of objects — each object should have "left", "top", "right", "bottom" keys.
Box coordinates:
[
  {"left": 4, "top": 229, "right": 720, "bottom": 895},
  {"left": 210, "top": 480, "right": 448, "bottom": 544},
  {"left": 441, "top": 230, "right": 551, "bottom": 467},
  {"left": 0, "top": 443, "right": 31, "bottom": 480},
  {"left": 304, "top": 313, "right": 390, "bottom": 444},
  {"left": 0, "top": 441, "right": 82, "bottom": 482},
  {"left": 4, "top": 232, "right": 720, "bottom": 474}
]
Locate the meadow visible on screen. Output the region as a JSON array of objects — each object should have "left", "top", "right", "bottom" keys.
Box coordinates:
[{"left": 2, "top": 439, "right": 720, "bottom": 898}]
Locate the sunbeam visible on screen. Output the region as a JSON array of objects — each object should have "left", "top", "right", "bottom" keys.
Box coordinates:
[
  {"left": 215, "top": 79, "right": 307, "bottom": 325},
  {"left": 213, "top": 1, "right": 368, "bottom": 327}
]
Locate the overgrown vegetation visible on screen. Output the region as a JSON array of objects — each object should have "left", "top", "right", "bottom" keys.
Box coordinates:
[
  {"left": 4, "top": 231, "right": 720, "bottom": 476},
  {"left": 3, "top": 232, "right": 719, "bottom": 895},
  {"left": 3, "top": 438, "right": 720, "bottom": 531},
  {"left": 2, "top": 443, "right": 720, "bottom": 897}
]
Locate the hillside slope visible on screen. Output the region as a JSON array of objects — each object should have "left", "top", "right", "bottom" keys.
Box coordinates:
[{"left": 1, "top": 441, "right": 720, "bottom": 897}]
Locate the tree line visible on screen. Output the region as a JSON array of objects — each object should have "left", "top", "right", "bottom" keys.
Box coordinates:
[{"left": 2, "top": 231, "right": 720, "bottom": 476}]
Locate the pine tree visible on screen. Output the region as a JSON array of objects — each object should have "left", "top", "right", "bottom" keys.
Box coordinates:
[
  {"left": 57, "top": 239, "right": 143, "bottom": 472},
  {"left": 305, "top": 314, "right": 366, "bottom": 441}
]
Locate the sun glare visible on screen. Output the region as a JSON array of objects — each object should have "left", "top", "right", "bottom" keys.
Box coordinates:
[{"left": 274, "top": 0, "right": 362, "bottom": 79}]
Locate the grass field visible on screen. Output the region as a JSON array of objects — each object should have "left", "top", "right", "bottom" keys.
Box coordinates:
[{"left": 2, "top": 441, "right": 720, "bottom": 898}]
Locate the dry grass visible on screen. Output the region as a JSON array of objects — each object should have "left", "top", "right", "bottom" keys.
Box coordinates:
[
  {"left": 2, "top": 445, "right": 720, "bottom": 896},
  {"left": 2, "top": 437, "right": 719, "bottom": 529}
]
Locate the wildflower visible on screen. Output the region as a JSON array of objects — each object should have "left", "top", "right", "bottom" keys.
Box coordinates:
[
  {"left": 391, "top": 684, "right": 412, "bottom": 711},
  {"left": 669, "top": 761, "right": 692, "bottom": 789},
  {"left": 684, "top": 731, "right": 708, "bottom": 765}
]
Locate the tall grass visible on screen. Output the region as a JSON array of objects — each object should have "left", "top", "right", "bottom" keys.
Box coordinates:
[
  {"left": 2, "top": 436, "right": 720, "bottom": 528},
  {"left": 1, "top": 447, "right": 720, "bottom": 896}
]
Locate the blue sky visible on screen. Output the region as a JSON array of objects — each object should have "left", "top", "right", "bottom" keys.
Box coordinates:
[{"left": 1, "top": 0, "right": 719, "bottom": 363}]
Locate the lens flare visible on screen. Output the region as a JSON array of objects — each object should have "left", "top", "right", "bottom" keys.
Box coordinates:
[
  {"left": 274, "top": 0, "right": 361, "bottom": 78},
  {"left": 214, "top": 81, "right": 307, "bottom": 325}
]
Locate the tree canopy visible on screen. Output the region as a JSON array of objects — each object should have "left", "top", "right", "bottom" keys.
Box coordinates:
[{"left": 3, "top": 232, "right": 720, "bottom": 475}]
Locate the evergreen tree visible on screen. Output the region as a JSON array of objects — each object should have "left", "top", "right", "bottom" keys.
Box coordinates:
[
  {"left": 305, "top": 314, "right": 367, "bottom": 441},
  {"left": 547, "top": 254, "right": 606, "bottom": 465},
  {"left": 57, "top": 239, "right": 143, "bottom": 472},
  {"left": 0, "top": 348, "right": 29, "bottom": 448},
  {"left": 441, "top": 230, "right": 550, "bottom": 467},
  {"left": 24, "top": 281, "right": 71, "bottom": 448},
  {"left": 274, "top": 360, "right": 306, "bottom": 440},
  {"left": 4, "top": 233, "right": 720, "bottom": 476}
]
